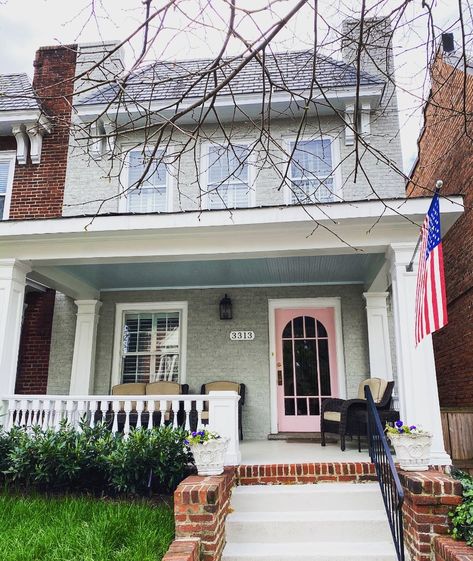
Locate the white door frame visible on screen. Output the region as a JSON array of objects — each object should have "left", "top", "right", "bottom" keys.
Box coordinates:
[{"left": 268, "top": 298, "right": 347, "bottom": 434}]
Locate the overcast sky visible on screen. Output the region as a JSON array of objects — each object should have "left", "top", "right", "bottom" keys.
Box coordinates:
[{"left": 0, "top": 0, "right": 466, "bottom": 173}]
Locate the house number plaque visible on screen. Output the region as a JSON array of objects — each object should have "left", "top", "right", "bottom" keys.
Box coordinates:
[{"left": 230, "top": 331, "right": 255, "bottom": 341}]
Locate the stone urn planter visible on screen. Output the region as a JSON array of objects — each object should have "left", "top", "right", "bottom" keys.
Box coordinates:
[
  {"left": 186, "top": 431, "right": 229, "bottom": 476},
  {"left": 388, "top": 430, "right": 433, "bottom": 471}
]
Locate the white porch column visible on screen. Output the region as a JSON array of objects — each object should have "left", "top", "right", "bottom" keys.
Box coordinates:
[
  {"left": 387, "top": 244, "right": 450, "bottom": 465},
  {"left": 363, "top": 292, "right": 393, "bottom": 380},
  {"left": 69, "top": 300, "right": 102, "bottom": 395},
  {"left": 208, "top": 391, "right": 241, "bottom": 465},
  {"left": 0, "top": 259, "right": 30, "bottom": 398}
]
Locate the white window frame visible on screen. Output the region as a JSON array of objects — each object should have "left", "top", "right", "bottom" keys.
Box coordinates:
[
  {"left": 118, "top": 145, "right": 175, "bottom": 214},
  {"left": 0, "top": 151, "right": 16, "bottom": 220},
  {"left": 111, "top": 301, "right": 188, "bottom": 388},
  {"left": 201, "top": 141, "right": 256, "bottom": 210},
  {"left": 283, "top": 135, "right": 341, "bottom": 205}
]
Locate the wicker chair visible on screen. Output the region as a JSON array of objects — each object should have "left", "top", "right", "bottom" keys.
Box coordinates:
[
  {"left": 321, "top": 378, "right": 395, "bottom": 451},
  {"left": 200, "top": 381, "right": 246, "bottom": 440}
]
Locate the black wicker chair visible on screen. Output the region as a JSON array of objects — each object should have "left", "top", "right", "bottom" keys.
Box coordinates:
[{"left": 321, "top": 378, "right": 395, "bottom": 451}]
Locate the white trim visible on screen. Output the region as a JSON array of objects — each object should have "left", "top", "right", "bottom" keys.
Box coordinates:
[
  {"left": 100, "top": 280, "right": 365, "bottom": 292},
  {"left": 267, "top": 297, "right": 346, "bottom": 434},
  {"left": 283, "top": 135, "right": 342, "bottom": 205},
  {"left": 0, "top": 151, "right": 16, "bottom": 220},
  {"left": 111, "top": 301, "right": 188, "bottom": 388},
  {"left": 200, "top": 140, "right": 256, "bottom": 210},
  {"left": 118, "top": 145, "right": 175, "bottom": 214}
]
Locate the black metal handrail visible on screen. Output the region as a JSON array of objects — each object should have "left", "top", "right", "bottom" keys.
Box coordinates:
[{"left": 365, "top": 386, "right": 405, "bottom": 561}]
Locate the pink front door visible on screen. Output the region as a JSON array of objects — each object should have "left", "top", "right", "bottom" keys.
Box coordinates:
[{"left": 275, "top": 308, "right": 339, "bottom": 432}]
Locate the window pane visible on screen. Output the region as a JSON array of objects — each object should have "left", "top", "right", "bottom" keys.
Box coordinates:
[
  {"left": 305, "top": 316, "right": 316, "bottom": 337},
  {"left": 309, "top": 398, "right": 320, "bottom": 416},
  {"left": 121, "top": 310, "right": 181, "bottom": 384},
  {"left": 282, "top": 320, "right": 292, "bottom": 338},
  {"left": 293, "top": 316, "right": 304, "bottom": 338},
  {"left": 0, "top": 161, "right": 10, "bottom": 194},
  {"left": 317, "top": 320, "right": 328, "bottom": 338},
  {"left": 296, "top": 398, "right": 308, "bottom": 415},
  {"left": 127, "top": 150, "right": 167, "bottom": 213},
  {"left": 289, "top": 139, "right": 334, "bottom": 204},
  {"left": 0, "top": 196, "right": 4, "bottom": 220},
  {"left": 208, "top": 144, "right": 250, "bottom": 209},
  {"left": 295, "top": 340, "right": 318, "bottom": 396},
  {"left": 285, "top": 398, "right": 295, "bottom": 416}
]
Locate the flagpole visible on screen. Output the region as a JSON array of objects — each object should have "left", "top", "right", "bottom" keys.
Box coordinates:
[{"left": 405, "top": 180, "right": 443, "bottom": 272}]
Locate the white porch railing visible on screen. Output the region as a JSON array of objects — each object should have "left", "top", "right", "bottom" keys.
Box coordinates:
[{"left": 0, "top": 391, "right": 241, "bottom": 465}]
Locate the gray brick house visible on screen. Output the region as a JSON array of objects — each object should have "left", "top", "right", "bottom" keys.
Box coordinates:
[{"left": 0, "top": 18, "right": 462, "bottom": 465}]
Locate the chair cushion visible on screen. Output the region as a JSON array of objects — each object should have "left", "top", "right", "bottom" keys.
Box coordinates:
[
  {"left": 323, "top": 411, "right": 341, "bottom": 422},
  {"left": 112, "top": 383, "right": 147, "bottom": 396},
  {"left": 357, "top": 378, "right": 388, "bottom": 403},
  {"left": 146, "top": 381, "right": 182, "bottom": 395},
  {"left": 204, "top": 381, "right": 240, "bottom": 393}
]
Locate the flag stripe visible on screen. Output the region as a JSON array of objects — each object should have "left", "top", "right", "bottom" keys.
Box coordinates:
[{"left": 415, "top": 193, "right": 448, "bottom": 346}]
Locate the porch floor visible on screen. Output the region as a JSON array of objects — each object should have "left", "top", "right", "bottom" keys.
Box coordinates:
[{"left": 240, "top": 439, "right": 371, "bottom": 465}]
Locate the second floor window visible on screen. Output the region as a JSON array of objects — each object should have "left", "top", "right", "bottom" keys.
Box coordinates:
[
  {"left": 206, "top": 144, "right": 252, "bottom": 209},
  {"left": 0, "top": 153, "right": 15, "bottom": 220},
  {"left": 288, "top": 139, "right": 335, "bottom": 204},
  {"left": 127, "top": 149, "right": 169, "bottom": 213}
]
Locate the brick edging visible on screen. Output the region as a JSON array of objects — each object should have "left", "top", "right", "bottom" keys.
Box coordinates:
[
  {"left": 163, "top": 538, "right": 200, "bottom": 561},
  {"left": 434, "top": 536, "right": 473, "bottom": 561},
  {"left": 236, "top": 462, "right": 376, "bottom": 485}
]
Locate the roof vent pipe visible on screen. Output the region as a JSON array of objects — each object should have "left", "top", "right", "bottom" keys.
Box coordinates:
[{"left": 441, "top": 33, "right": 455, "bottom": 53}]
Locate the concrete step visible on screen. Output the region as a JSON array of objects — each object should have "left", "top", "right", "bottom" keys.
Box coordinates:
[
  {"left": 230, "top": 482, "right": 384, "bottom": 512},
  {"left": 225, "top": 510, "right": 392, "bottom": 543},
  {"left": 222, "top": 541, "right": 397, "bottom": 561}
]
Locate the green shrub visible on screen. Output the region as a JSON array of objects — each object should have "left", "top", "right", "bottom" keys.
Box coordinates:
[
  {"left": 450, "top": 468, "right": 473, "bottom": 545},
  {"left": 0, "top": 423, "right": 192, "bottom": 496}
]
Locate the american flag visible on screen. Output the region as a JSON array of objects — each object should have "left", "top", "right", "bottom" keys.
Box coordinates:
[{"left": 415, "top": 193, "right": 448, "bottom": 345}]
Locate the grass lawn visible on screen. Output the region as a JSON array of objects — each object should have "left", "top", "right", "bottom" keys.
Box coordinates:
[{"left": 0, "top": 492, "right": 174, "bottom": 561}]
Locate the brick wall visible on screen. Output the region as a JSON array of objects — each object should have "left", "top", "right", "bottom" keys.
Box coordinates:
[
  {"left": 400, "top": 469, "right": 463, "bottom": 561},
  {"left": 174, "top": 468, "right": 234, "bottom": 561},
  {"left": 15, "top": 289, "right": 56, "bottom": 394},
  {"left": 162, "top": 538, "right": 200, "bottom": 561},
  {"left": 407, "top": 54, "right": 473, "bottom": 407},
  {"left": 8, "top": 44, "right": 77, "bottom": 219}
]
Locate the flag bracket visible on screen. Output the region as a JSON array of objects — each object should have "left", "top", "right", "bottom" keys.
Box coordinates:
[{"left": 405, "top": 180, "right": 443, "bottom": 272}]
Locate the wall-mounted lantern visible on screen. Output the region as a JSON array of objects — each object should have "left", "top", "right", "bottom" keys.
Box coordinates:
[{"left": 219, "top": 294, "right": 232, "bottom": 320}]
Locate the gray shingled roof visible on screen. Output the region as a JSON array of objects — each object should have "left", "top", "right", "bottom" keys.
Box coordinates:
[
  {"left": 0, "top": 74, "right": 39, "bottom": 111},
  {"left": 79, "top": 50, "right": 383, "bottom": 106}
]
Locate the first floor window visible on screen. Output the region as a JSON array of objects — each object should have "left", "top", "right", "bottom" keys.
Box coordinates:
[
  {"left": 207, "top": 144, "right": 252, "bottom": 209},
  {"left": 126, "top": 149, "right": 169, "bottom": 213},
  {"left": 0, "top": 153, "right": 15, "bottom": 220},
  {"left": 120, "top": 310, "right": 181, "bottom": 383},
  {"left": 288, "top": 139, "right": 334, "bottom": 204}
]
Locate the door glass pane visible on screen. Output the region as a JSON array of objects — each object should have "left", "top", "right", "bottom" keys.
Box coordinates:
[
  {"left": 295, "top": 340, "right": 318, "bottom": 396},
  {"left": 305, "top": 316, "right": 316, "bottom": 337},
  {"left": 283, "top": 340, "right": 294, "bottom": 396},
  {"left": 309, "top": 398, "right": 320, "bottom": 415},
  {"left": 296, "top": 398, "right": 308, "bottom": 415},
  {"left": 293, "top": 316, "right": 304, "bottom": 338},
  {"left": 285, "top": 398, "right": 295, "bottom": 416},
  {"left": 317, "top": 320, "right": 328, "bottom": 338},
  {"left": 282, "top": 320, "right": 292, "bottom": 338},
  {"left": 319, "top": 339, "right": 331, "bottom": 395}
]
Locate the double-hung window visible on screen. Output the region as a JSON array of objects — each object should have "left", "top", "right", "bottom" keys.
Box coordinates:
[
  {"left": 287, "top": 139, "right": 335, "bottom": 204},
  {"left": 126, "top": 149, "right": 170, "bottom": 213},
  {"left": 206, "top": 144, "right": 252, "bottom": 209},
  {"left": 119, "top": 308, "right": 183, "bottom": 384},
  {"left": 0, "top": 152, "right": 15, "bottom": 220}
]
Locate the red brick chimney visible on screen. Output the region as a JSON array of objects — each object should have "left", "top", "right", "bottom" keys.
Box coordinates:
[{"left": 8, "top": 44, "right": 78, "bottom": 220}]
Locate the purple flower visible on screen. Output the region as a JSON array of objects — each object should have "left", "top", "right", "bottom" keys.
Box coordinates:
[
  {"left": 184, "top": 439, "right": 189, "bottom": 445},
  {"left": 398, "top": 428, "right": 404, "bottom": 434},
  {"left": 191, "top": 431, "right": 197, "bottom": 437},
  {"left": 395, "top": 420, "right": 403, "bottom": 428},
  {"left": 409, "top": 425, "right": 416, "bottom": 431}
]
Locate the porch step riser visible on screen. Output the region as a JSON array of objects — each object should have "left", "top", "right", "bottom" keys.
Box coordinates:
[
  {"left": 225, "top": 515, "right": 392, "bottom": 543},
  {"left": 230, "top": 486, "right": 384, "bottom": 512},
  {"left": 222, "top": 543, "right": 397, "bottom": 561}
]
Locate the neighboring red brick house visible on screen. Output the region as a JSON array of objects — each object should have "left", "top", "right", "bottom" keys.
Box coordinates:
[{"left": 407, "top": 50, "right": 473, "bottom": 408}]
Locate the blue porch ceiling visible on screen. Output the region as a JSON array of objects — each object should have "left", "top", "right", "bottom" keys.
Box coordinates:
[{"left": 57, "top": 254, "right": 385, "bottom": 290}]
